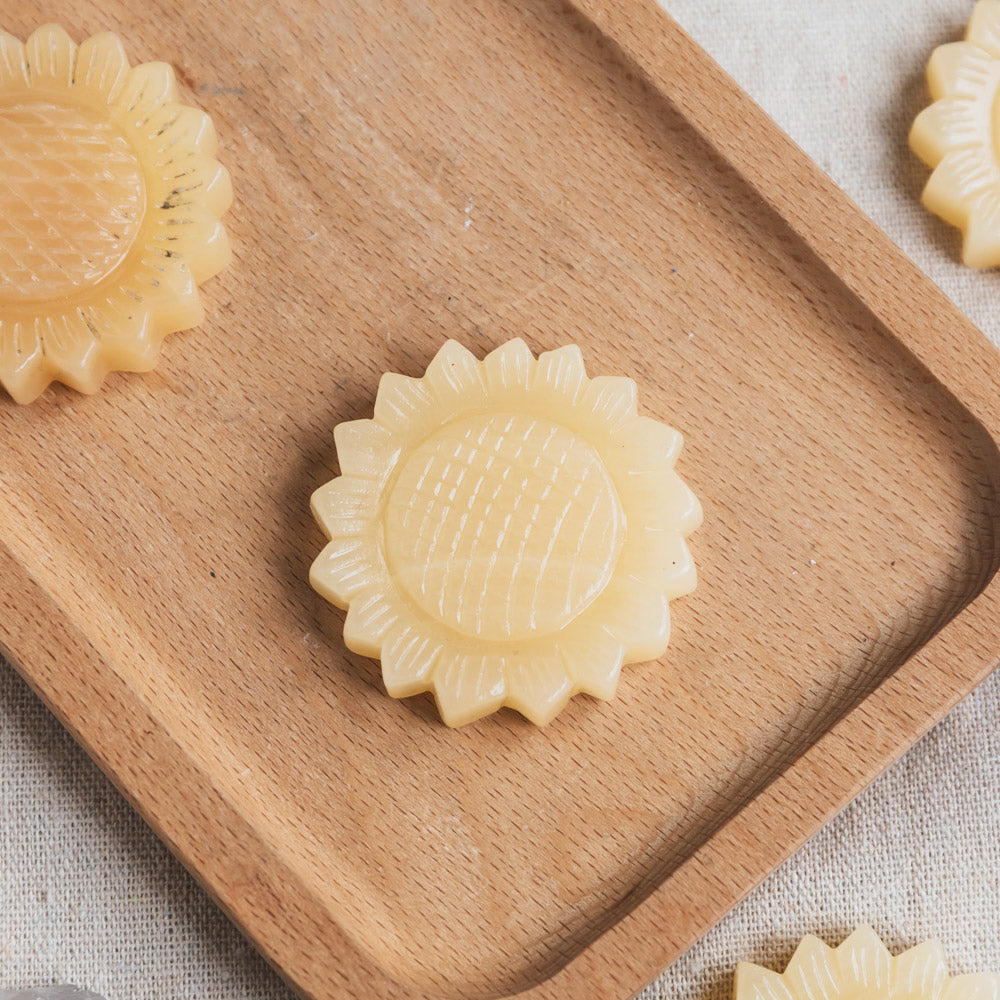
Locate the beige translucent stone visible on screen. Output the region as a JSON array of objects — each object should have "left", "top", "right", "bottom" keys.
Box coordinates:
[
  {"left": 0, "top": 25, "right": 233, "bottom": 403},
  {"left": 0, "top": 104, "right": 144, "bottom": 301},
  {"left": 384, "top": 412, "right": 626, "bottom": 641},
  {"left": 910, "top": 0, "right": 1000, "bottom": 267},
  {"left": 310, "top": 339, "right": 702, "bottom": 728},
  {"left": 736, "top": 927, "right": 998, "bottom": 1000}
]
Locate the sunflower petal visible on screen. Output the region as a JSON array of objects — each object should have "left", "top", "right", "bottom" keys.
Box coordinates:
[
  {"left": 311, "top": 476, "right": 378, "bottom": 537},
  {"left": 75, "top": 32, "right": 130, "bottom": 102},
  {"left": 136, "top": 255, "right": 204, "bottom": 336},
  {"left": 423, "top": 339, "right": 487, "bottom": 406},
  {"left": 148, "top": 104, "right": 219, "bottom": 158},
  {"left": 381, "top": 626, "right": 440, "bottom": 698},
  {"left": 41, "top": 313, "right": 104, "bottom": 394},
  {"left": 534, "top": 344, "right": 587, "bottom": 402},
  {"left": 505, "top": 656, "right": 574, "bottom": 725},
  {"left": 582, "top": 375, "right": 638, "bottom": 431},
  {"left": 834, "top": 927, "right": 891, "bottom": 999},
  {"left": 116, "top": 61, "right": 179, "bottom": 116},
  {"left": 601, "top": 577, "right": 671, "bottom": 663},
  {"left": 0, "top": 319, "right": 46, "bottom": 404},
  {"left": 156, "top": 204, "right": 232, "bottom": 283},
  {"left": 334, "top": 419, "right": 400, "bottom": 483},
  {"left": 558, "top": 625, "right": 624, "bottom": 700},
  {"left": 891, "top": 941, "right": 948, "bottom": 1000},
  {"left": 927, "top": 41, "right": 995, "bottom": 100},
  {"left": 343, "top": 589, "right": 399, "bottom": 657},
  {"left": 184, "top": 157, "right": 233, "bottom": 217},
  {"left": 967, "top": 1, "right": 1000, "bottom": 59},
  {"left": 374, "top": 372, "right": 436, "bottom": 433},
  {"left": 432, "top": 651, "right": 506, "bottom": 727},
  {"left": 25, "top": 24, "right": 75, "bottom": 88},
  {"left": 483, "top": 337, "right": 534, "bottom": 394},
  {"left": 784, "top": 936, "right": 840, "bottom": 1000},
  {"left": 88, "top": 296, "right": 158, "bottom": 372},
  {"left": 735, "top": 963, "right": 796, "bottom": 1000},
  {"left": 624, "top": 528, "right": 697, "bottom": 597},
  {"left": 0, "top": 33, "right": 29, "bottom": 90},
  {"left": 626, "top": 468, "right": 703, "bottom": 535},
  {"left": 911, "top": 98, "right": 984, "bottom": 167},
  {"left": 310, "top": 537, "right": 381, "bottom": 607},
  {"left": 942, "top": 976, "right": 1000, "bottom": 1000},
  {"left": 611, "top": 415, "right": 684, "bottom": 471},
  {"left": 962, "top": 193, "right": 1000, "bottom": 266},
  {"left": 923, "top": 149, "right": 997, "bottom": 227}
]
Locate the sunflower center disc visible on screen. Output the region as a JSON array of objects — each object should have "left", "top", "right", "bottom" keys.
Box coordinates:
[
  {"left": 0, "top": 102, "right": 144, "bottom": 304},
  {"left": 384, "top": 411, "right": 626, "bottom": 641}
]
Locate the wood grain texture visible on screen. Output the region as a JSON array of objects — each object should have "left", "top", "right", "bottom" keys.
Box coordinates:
[{"left": 1, "top": 1, "right": 1000, "bottom": 999}]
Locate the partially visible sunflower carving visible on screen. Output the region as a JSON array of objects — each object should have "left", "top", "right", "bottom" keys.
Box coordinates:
[
  {"left": 0, "top": 25, "right": 232, "bottom": 402},
  {"left": 310, "top": 339, "right": 702, "bottom": 728},
  {"left": 737, "top": 928, "right": 999, "bottom": 1000},
  {"left": 911, "top": 0, "right": 1000, "bottom": 267}
]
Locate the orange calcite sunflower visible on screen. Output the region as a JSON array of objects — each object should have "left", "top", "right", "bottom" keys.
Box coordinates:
[
  {"left": 0, "top": 25, "right": 232, "bottom": 402},
  {"left": 911, "top": 1, "right": 1000, "bottom": 266},
  {"left": 737, "top": 928, "right": 1000, "bottom": 1000},
  {"left": 310, "top": 339, "right": 702, "bottom": 727}
]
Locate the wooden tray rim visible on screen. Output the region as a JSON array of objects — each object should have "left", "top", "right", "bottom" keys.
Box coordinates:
[{"left": 3, "top": 2, "right": 1000, "bottom": 999}]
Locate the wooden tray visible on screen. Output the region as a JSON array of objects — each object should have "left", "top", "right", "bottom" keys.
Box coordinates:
[{"left": 4, "top": 0, "right": 1000, "bottom": 997}]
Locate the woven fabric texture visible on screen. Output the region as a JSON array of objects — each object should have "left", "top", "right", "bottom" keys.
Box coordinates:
[{"left": 2, "top": 1, "right": 999, "bottom": 997}]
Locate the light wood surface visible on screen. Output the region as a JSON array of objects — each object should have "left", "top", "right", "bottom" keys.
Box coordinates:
[{"left": 2, "top": 1, "right": 1000, "bottom": 999}]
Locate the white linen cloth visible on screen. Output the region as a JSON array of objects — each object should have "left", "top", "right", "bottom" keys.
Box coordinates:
[{"left": 1, "top": 1, "right": 998, "bottom": 997}]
